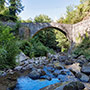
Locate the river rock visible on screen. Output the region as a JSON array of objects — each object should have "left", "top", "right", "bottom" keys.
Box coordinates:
[
  {"left": 66, "top": 63, "right": 81, "bottom": 75},
  {"left": 54, "top": 62, "right": 64, "bottom": 70},
  {"left": 14, "top": 66, "right": 23, "bottom": 71},
  {"left": 80, "top": 73, "right": 89, "bottom": 82},
  {"left": 58, "top": 56, "right": 68, "bottom": 62},
  {"left": 6, "top": 69, "right": 14, "bottom": 74},
  {"left": 58, "top": 75, "right": 68, "bottom": 82},
  {"left": 75, "top": 72, "right": 89, "bottom": 82},
  {"left": 81, "top": 62, "right": 90, "bottom": 75},
  {"left": 0, "top": 71, "right": 7, "bottom": 76},
  {"left": 63, "top": 81, "right": 85, "bottom": 90},
  {"left": 16, "top": 52, "right": 29, "bottom": 63},
  {"left": 37, "top": 69, "right": 46, "bottom": 76},
  {"left": 77, "top": 59, "right": 88, "bottom": 67},
  {"left": 65, "top": 60, "right": 74, "bottom": 65},
  {"left": 28, "top": 70, "right": 41, "bottom": 80}
]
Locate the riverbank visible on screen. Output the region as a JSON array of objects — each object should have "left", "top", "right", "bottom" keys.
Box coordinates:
[{"left": 0, "top": 52, "right": 90, "bottom": 90}]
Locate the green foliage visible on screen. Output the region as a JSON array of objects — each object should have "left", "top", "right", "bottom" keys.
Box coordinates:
[
  {"left": 55, "top": 30, "right": 70, "bottom": 52},
  {"left": 0, "top": 0, "right": 5, "bottom": 12},
  {"left": 34, "top": 14, "right": 52, "bottom": 23},
  {"left": 0, "top": 24, "right": 20, "bottom": 69},
  {"left": 13, "top": 20, "right": 21, "bottom": 36},
  {"left": 73, "top": 37, "right": 90, "bottom": 59},
  {"left": 9, "top": 0, "right": 24, "bottom": 16},
  {"left": 0, "top": 0, "right": 24, "bottom": 22},
  {"left": 58, "top": 0, "right": 90, "bottom": 24},
  {"left": 21, "top": 18, "right": 33, "bottom": 23},
  {"left": 19, "top": 38, "right": 55, "bottom": 58},
  {"left": 34, "top": 29, "right": 57, "bottom": 50}
]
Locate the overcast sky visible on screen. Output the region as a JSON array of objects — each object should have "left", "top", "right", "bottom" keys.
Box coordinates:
[{"left": 19, "top": 0, "right": 80, "bottom": 20}]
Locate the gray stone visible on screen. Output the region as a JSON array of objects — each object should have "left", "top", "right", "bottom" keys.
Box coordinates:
[
  {"left": 58, "top": 75, "right": 68, "bottom": 82},
  {"left": 24, "top": 61, "right": 29, "bottom": 65},
  {"left": 28, "top": 70, "right": 41, "bottom": 80},
  {"left": 2, "top": 18, "right": 90, "bottom": 44},
  {"left": 63, "top": 81, "right": 85, "bottom": 90},
  {"left": 77, "top": 59, "right": 87, "bottom": 67},
  {"left": 75, "top": 72, "right": 82, "bottom": 78},
  {"left": 37, "top": 69, "right": 46, "bottom": 76},
  {"left": 81, "top": 62, "right": 90, "bottom": 75},
  {"left": 16, "top": 52, "right": 29, "bottom": 64},
  {"left": 67, "top": 63, "right": 81, "bottom": 74},
  {"left": 80, "top": 73, "right": 89, "bottom": 82},
  {"left": 65, "top": 60, "right": 73, "bottom": 65},
  {"left": 6, "top": 69, "right": 14, "bottom": 74},
  {"left": 75, "top": 72, "right": 89, "bottom": 82},
  {"left": 0, "top": 71, "right": 7, "bottom": 76},
  {"left": 58, "top": 56, "right": 68, "bottom": 62},
  {"left": 14, "top": 66, "right": 23, "bottom": 71}
]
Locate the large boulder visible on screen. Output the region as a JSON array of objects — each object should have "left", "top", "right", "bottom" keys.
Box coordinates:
[
  {"left": 63, "top": 81, "right": 85, "bottom": 90},
  {"left": 66, "top": 63, "right": 81, "bottom": 75},
  {"left": 16, "top": 52, "right": 29, "bottom": 63},
  {"left": 75, "top": 72, "right": 89, "bottom": 82},
  {"left": 81, "top": 62, "right": 90, "bottom": 75},
  {"left": 28, "top": 70, "right": 41, "bottom": 80}
]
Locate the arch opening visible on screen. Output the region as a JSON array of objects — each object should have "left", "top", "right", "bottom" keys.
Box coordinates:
[{"left": 32, "top": 26, "right": 70, "bottom": 53}]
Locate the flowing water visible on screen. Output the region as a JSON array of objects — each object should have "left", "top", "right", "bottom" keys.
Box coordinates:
[
  {"left": 13, "top": 66, "right": 75, "bottom": 90},
  {"left": 14, "top": 77, "right": 60, "bottom": 90}
]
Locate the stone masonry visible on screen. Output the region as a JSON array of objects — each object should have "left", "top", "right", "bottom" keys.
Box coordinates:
[{"left": 2, "top": 18, "right": 90, "bottom": 43}]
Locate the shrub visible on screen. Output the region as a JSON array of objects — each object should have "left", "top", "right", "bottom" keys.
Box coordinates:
[
  {"left": 19, "top": 37, "right": 55, "bottom": 58},
  {"left": 73, "top": 37, "right": 90, "bottom": 59},
  {"left": 0, "top": 24, "right": 20, "bottom": 69}
]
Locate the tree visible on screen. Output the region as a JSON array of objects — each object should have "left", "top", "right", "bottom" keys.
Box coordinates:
[
  {"left": 55, "top": 30, "right": 70, "bottom": 52},
  {"left": 0, "top": 0, "right": 5, "bottom": 12},
  {"left": 0, "top": 0, "right": 24, "bottom": 21},
  {"left": 9, "top": 0, "right": 24, "bottom": 16},
  {"left": 34, "top": 14, "right": 51, "bottom": 23},
  {"left": 8, "top": 0, "right": 24, "bottom": 21},
  {"left": 58, "top": 0, "right": 90, "bottom": 24}
]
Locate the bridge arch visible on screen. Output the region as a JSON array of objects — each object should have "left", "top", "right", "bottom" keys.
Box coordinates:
[{"left": 32, "top": 26, "right": 70, "bottom": 41}]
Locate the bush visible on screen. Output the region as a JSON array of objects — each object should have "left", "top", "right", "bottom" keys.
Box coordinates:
[
  {"left": 19, "top": 37, "right": 55, "bottom": 58},
  {"left": 0, "top": 24, "right": 19, "bottom": 69},
  {"left": 73, "top": 37, "right": 90, "bottom": 59}
]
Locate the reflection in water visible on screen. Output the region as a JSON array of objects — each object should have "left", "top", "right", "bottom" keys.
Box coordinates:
[{"left": 14, "top": 76, "right": 60, "bottom": 90}]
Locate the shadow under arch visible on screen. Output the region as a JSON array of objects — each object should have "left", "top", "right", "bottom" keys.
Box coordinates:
[{"left": 32, "top": 26, "right": 67, "bottom": 39}]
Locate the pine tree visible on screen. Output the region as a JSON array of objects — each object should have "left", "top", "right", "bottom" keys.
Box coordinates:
[{"left": 9, "top": 0, "right": 24, "bottom": 21}]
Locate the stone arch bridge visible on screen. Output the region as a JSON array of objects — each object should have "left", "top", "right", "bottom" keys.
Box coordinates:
[{"left": 2, "top": 18, "right": 90, "bottom": 43}]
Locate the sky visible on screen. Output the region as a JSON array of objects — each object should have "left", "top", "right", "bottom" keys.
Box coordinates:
[{"left": 19, "top": 0, "right": 80, "bottom": 21}]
